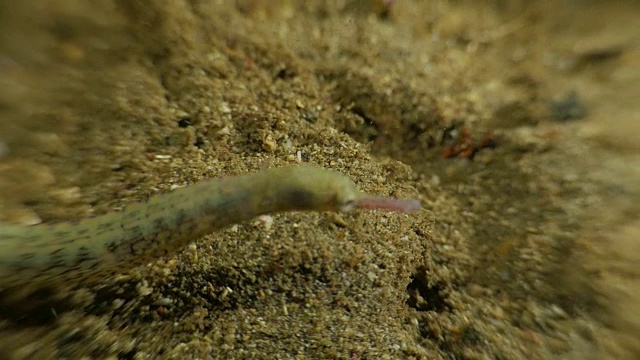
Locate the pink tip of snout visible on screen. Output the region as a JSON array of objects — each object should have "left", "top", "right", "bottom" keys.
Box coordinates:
[{"left": 354, "top": 196, "right": 421, "bottom": 213}]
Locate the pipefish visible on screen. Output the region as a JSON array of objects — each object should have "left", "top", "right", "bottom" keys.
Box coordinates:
[{"left": 0, "top": 165, "right": 420, "bottom": 290}]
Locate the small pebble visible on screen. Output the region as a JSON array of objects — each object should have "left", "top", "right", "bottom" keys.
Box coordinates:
[
  {"left": 136, "top": 281, "right": 153, "bottom": 297},
  {"left": 152, "top": 298, "right": 174, "bottom": 307}
]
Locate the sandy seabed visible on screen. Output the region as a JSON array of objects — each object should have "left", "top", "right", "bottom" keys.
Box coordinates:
[{"left": 0, "top": 1, "right": 638, "bottom": 359}]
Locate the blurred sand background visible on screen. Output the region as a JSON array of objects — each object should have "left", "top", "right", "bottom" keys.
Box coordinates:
[{"left": 0, "top": 1, "right": 638, "bottom": 359}]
